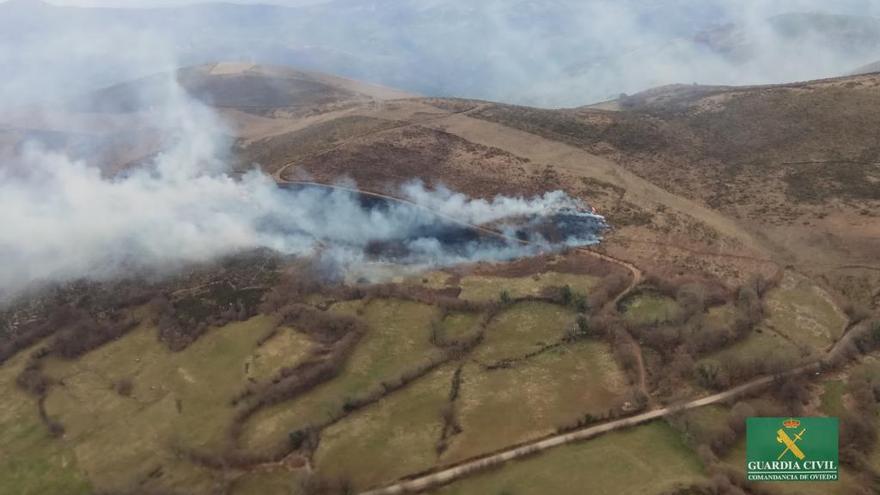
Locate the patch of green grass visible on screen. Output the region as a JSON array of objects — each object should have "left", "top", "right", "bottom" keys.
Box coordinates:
[
  {"left": 436, "top": 312, "right": 482, "bottom": 343},
  {"left": 313, "top": 364, "right": 456, "bottom": 490},
  {"left": 763, "top": 271, "right": 847, "bottom": 352},
  {"left": 246, "top": 327, "right": 314, "bottom": 383},
  {"left": 459, "top": 273, "right": 598, "bottom": 303},
  {"left": 433, "top": 421, "right": 705, "bottom": 495},
  {"left": 622, "top": 293, "right": 681, "bottom": 326},
  {"left": 674, "top": 405, "right": 731, "bottom": 447},
  {"left": 442, "top": 341, "right": 626, "bottom": 464},
  {"left": 819, "top": 380, "right": 846, "bottom": 417},
  {"left": 473, "top": 302, "right": 574, "bottom": 364},
  {"left": 704, "top": 304, "right": 736, "bottom": 332},
  {"left": 242, "top": 298, "right": 444, "bottom": 449},
  {"left": 34, "top": 315, "right": 286, "bottom": 493},
  {"left": 0, "top": 348, "right": 91, "bottom": 495},
  {"left": 706, "top": 325, "right": 804, "bottom": 368},
  {"left": 43, "top": 315, "right": 284, "bottom": 449}
]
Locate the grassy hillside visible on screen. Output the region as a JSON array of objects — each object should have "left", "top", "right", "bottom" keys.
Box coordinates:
[{"left": 2, "top": 66, "right": 878, "bottom": 494}]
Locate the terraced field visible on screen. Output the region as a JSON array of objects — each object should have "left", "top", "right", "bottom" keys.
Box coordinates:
[
  {"left": 0, "top": 265, "right": 635, "bottom": 494},
  {"left": 242, "top": 299, "right": 444, "bottom": 449},
  {"left": 3, "top": 58, "right": 879, "bottom": 495}
]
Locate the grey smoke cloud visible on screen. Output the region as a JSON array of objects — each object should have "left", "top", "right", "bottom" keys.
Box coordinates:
[
  {"left": 3, "top": 1, "right": 880, "bottom": 107},
  {"left": 0, "top": 125, "right": 604, "bottom": 296},
  {"left": 2, "top": 0, "right": 877, "bottom": 298},
  {"left": 0, "top": 70, "right": 604, "bottom": 298},
  {"left": 40, "top": 1, "right": 326, "bottom": 6}
]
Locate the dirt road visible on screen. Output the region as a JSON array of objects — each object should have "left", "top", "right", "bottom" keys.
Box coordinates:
[
  {"left": 359, "top": 365, "right": 815, "bottom": 495},
  {"left": 276, "top": 179, "right": 652, "bottom": 411},
  {"left": 360, "top": 317, "right": 866, "bottom": 495},
  {"left": 268, "top": 180, "right": 857, "bottom": 495}
]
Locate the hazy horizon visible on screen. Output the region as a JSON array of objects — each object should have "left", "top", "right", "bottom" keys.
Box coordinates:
[
  {"left": 10, "top": 0, "right": 328, "bottom": 7},
  {"left": 5, "top": 0, "right": 880, "bottom": 108}
]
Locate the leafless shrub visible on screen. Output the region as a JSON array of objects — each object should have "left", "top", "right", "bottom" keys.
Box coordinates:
[{"left": 115, "top": 378, "right": 134, "bottom": 397}]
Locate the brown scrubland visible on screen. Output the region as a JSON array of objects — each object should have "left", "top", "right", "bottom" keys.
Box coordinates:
[{"left": 0, "top": 64, "right": 878, "bottom": 495}]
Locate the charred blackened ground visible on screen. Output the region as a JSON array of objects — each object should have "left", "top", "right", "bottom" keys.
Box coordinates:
[{"left": 277, "top": 183, "right": 608, "bottom": 267}]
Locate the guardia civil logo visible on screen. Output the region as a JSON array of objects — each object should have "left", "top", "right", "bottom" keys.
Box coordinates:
[{"left": 746, "top": 417, "right": 838, "bottom": 481}]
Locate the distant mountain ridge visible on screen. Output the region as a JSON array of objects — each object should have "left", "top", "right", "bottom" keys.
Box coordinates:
[{"left": 3, "top": 1, "right": 880, "bottom": 107}]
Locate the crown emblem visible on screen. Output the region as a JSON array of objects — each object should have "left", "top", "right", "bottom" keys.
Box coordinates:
[{"left": 783, "top": 418, "right": 801, "bottom": 429}]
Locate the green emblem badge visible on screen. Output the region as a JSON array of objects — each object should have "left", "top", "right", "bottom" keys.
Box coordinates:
[{"left": 746, "top": 417, "right": 838, "bottom": 481}]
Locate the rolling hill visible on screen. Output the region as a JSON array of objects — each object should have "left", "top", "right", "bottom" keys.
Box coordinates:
[{"left": 1, "top": 64, "right": 878, "bottom": 495}]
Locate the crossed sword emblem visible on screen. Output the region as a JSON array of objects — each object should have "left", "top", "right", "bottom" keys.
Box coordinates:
[{"left": 776, "top": 428, "right": 807, "bottom": 460}]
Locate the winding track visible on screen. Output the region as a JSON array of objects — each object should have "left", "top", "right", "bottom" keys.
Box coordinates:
[
  {"left": 278, "top": 179, "right": 651, "bottom": 404},
  {"left": 359, "top": 307, "right": 862, "bottom": 495},
  {"left": 272, "top": 179, "right": 857, "bottom": 495},
  {"left": 273, "top": 179, "right": 659, "bottom": 488},
  {"left": 264, "top": 104, "right": 864, "bottom": 495},
  {"left": 359, "top": 368, "right": 806, "bottom": 495},
  {"left": 361, "top": 322, "right": 861, "bottom": 495}
]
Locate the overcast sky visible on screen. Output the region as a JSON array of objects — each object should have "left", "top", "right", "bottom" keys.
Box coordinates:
[
  {"left": 6, "top": 0, "right": 880, "bottom": 106},
  {"left": 37, "top": 0, "right": 326, "bottom": 6}
]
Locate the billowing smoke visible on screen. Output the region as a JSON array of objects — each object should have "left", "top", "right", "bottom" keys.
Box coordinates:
[
  {"left": 399, "top": 183, "right": 588, "bottom": 225},
  {"left": 0, "top": 75, "right": 604, "bottom": 299}
]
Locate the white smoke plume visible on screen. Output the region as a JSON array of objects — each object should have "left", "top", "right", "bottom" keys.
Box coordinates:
[
  {"left": 0, "top": 74, "right": 604, "bottom": 299},
  {"left": 399, "top": 183, "right": 587, "bottom": 225},
  {"left": 0, "top": 144, "right": 604, "bottom": 296}
]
